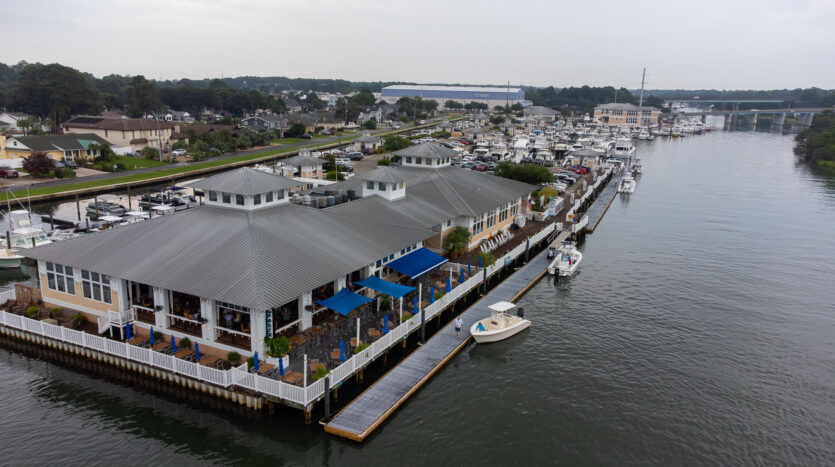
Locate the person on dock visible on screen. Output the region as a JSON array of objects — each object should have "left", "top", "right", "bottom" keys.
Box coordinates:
[{"left": 454, "top": 317, "right": 463, "bottom": 337}]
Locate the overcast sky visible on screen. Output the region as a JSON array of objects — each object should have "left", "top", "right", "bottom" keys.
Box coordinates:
[{"left": 3, "top": 0, "right": 834, "bottom": 90}]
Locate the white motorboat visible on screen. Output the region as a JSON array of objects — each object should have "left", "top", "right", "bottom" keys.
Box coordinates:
[
  {"left": 637, "top": 130, "right": 650, "bottom": 140},
  {"left": 0, "top": 248, "right": 23, "bottom": 268},
  {"left": 547, "top": 242, "right": 583, "bottom": 277},
  {"left": 633, "top": 159, "right": 643, "bottom": 174},
  {"left": 470, "top": 301, "right": 530, "bottom": 344},
  {"left": 612, "top": 138, "right": 636, "bottom": 157},
  {"left": 8, "top": 210, "right": 52, "bottom": 251},
  {"left": 618, "top": 174, "right": 636, "bottom": 193}
]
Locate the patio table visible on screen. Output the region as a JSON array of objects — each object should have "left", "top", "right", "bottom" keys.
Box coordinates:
[{"left": 281, "top": 371, "right": 303, "bottom": 385}]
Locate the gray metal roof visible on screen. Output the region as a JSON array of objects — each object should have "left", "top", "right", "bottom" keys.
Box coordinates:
[
  {"left": 22, "top": 203, "right": 435, "bottom": 311},
  {"left": 394, "top": 142, "right": 458, "bottom": 160},
  {"left": 360, "top": 167, "right": 410, "bottom": 184},
  {"left": 596, "top": 103, "right": 659, "bottom": 111},
  {"left": 570, "top": 148, "right": 603, "bottom": 157},
  {"left": 281, "top": 155, "right": 324, "bottom": 168},
  {"left": 190, "top": 167, "right": 302, "bottom": 195}
]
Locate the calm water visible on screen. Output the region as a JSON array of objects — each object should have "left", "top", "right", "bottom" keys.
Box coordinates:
[{"left": 1, "top": 131, "right": 834, "bottom": 465}]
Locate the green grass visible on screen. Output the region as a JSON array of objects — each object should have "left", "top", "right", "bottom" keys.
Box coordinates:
[{"left": 113, "top": 156, "right": 168, "bottom": 169}]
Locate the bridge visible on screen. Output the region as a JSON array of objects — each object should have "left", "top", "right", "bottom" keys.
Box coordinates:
[
  {"left": 675, "top": 107, "right": 833, "bottom": 131},
  {"left": 664, "top": 99, "right": 786, "bottom": 105}
]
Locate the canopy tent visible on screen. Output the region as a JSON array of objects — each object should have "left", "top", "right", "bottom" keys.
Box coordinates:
[
  {"left": 386, "top": 247, "right": 448, "bottom": 280},
  {"left": 315, "top": 288, "right": 373, "bottom": 316},
  {"left": 355, "top": 276, "right": 415, "bottom": 298}
]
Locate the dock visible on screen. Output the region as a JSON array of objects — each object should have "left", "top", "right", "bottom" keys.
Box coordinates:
[
  {"left": 324, "top": 245, "right": 552, "bottom": 442},
  {"left": 585, "top": 173, "right": 621, "bottom": 233}
]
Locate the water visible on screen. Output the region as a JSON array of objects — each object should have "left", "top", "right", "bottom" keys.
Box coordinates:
[{"left": 1, "top": 131, "right": 833, "bottom": 465}]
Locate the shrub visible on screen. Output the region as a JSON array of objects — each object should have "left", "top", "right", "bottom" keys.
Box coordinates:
[
  {"left": 71, "top": 313, "right": 84, "bottom": 326},
  {"left": 374, "top": 147, "right": 387, "bottom": 154},
  {"left": 54, "top": 167, "right": 76, "bottom": 179},
  {"left": 24, "top": 306, "right": 38, "bottom": 318},
  {"left": 246, "top": 356, "right": 255, "bottom": 369},
  {"left": 153, "top": 330, "right": 163, "bottom": 341},
  {"left": 479, "top": 251, "right": 497, "bottom": 267},
  {"left": 325, "top": 170, "right": 345, "bottom": 181},
  {"left": 139, "top": 147, "right": 160, "bottom": 160},
  {"left": 49, "top": 307, "right": 61, "bottom": 319},
  {"left": 362, "top": 119, "right": 377, "bottom": 130},
  {"left": 377, "top": 158, "right": 391, "bottom": 166},
  {"left": 265, "top": 336, "right": 290, "bottom": 358},
  {"left": 178, "top": 337, "right": 191, "bottom": 349},
  {"left": 22, "top": 152, "right": 56, "bottom": 177},
  {"left": 434, "top": 291, "right": 446, "bottom": 300},
  {"left": 227, "top": 351, "right": 241, "bottom": 365},
  {"left": 115, "top": 162, "right": 128, "bottom": 171},
  {"left": 313, "top": 366, "right": 329, "bottom": 381},
  {"left": 537, "top": 186, "right": 558, "bottom": 199},
  {"left": 444, "top": 227, "right": 471, "bottom": 256},
  {"left": 354, "top": 341, "right": 369, "bottom": 353}
]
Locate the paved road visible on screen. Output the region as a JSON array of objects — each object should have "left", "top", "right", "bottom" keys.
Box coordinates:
[{"left": 5, "top": 120, "right": 444, "bottom": 192}]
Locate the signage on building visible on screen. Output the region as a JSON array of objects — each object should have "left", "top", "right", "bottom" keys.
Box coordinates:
[{"left": 265, "top": 310, "right": 273, "bottom": 338}]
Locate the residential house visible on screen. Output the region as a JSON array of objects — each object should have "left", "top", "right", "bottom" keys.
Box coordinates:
[
  {"left": 63, "top": 116, "right": 177, "bottom": 153},
  {"left": 4, "top": 133, "right": 111, "bottom": 165},
  {"left": 240, "top": 115, "right": 287, "bottom": 135},
  {"left": 285, "top": 98, "right": 302, "bottom": 113},
  {"left": 0, "top": 112, "right": 45, "bottom": 133},
  {"left": 350, "top": 132, "right": 382, "bottom": 153}
]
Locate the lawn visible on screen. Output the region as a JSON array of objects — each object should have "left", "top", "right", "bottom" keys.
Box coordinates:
[
  {"left": 271, "top": 134, "right": 334, "bottom": 145},
  {"left": 113, "top": 156, "right": 168, "bottom": 169}
]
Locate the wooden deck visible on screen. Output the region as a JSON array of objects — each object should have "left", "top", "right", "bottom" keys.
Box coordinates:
[
  {"left": 324, "top": 246, "right": 552, "bottom": 442},
  {"left": 585, "top": 174, "right": 621, "bottom": 233}
]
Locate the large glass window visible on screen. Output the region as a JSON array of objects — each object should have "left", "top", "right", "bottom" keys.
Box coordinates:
[
  {"left": 217, "top": 301, "right": 251, "bottom": 333},
  {"left": 499, "top": 204, "right": 509, "bottom": 222},
  {"left": 46, "top": 262, "right": 75, "bottom": 295},
  {"left": 367, "top": 181, "right": 374, "bottom": 190},
  {"left": 378, "top": 182, "right": 385, "bottom": 190},
  {"left": 254, "top": 194, "right": 261, "bottom": 205},
  {"left": 276, "top": 190, "right": 285, "bottom": 200},
  {"left": 510, "top": 201, "right": 519, "bottom": 216},
  {"left": 473, "top": 214, "right": 485, "bottom": 235},
  {"left": 81, "top": 270, "right": 111, "bottom": 304},
  {"left": 235, "top": 194, "right": 245, "bottom": 205},
  {"left": 208, "top": 191, "right": 218, "bottom": 202},
  {"left": 486, "top": 209, "right": 497, "bottom": 229},
  {"left": 222, "top": 192, "right": 231, "bottom": 203},
  {"left": 266, "top": 191, "right": 274, "bottom": 202}
]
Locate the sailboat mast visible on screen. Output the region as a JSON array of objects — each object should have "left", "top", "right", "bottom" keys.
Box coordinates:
[{"left": 639, "top": 67, "right": 646, "bottom": 108}]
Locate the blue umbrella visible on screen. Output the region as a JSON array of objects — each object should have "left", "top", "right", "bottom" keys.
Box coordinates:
[
  {"left": 125, "top": 322, "right": 131, "bottom": 340},
  {"left": 278, "top": 355, "right": 285, "bottom": 376},
  {"left": 478, "top": 256, "right": 482, "bottom": 268},
  {"left": 383, "top": 314, "right": 389, "bottom": 334},
  {"left": 170, "top": 335, "right": 176, "bottom": 353},
  {"left": 253, "top": 352, "right": 259, "bottom": 372},
  {"left": 468, "top": 262, "right": 472, "bottom": 276},
  {"left": 459, "top": 268, "right": 465, "bottom": 283},
  {"left": 194, "top": 343, "right": 201, "bottom": 362},
  {"left": 412, "top": 295, "right": 418, "bottom": 313},
  {"left": 429, "top": 286, "right": 435, "bottom": 303},
  {"left": 445, "top": 276, "right": 451, "bottom": 293},
  {"left": 339, "top": 340, "right": 346, "bottom": 362},
  {"left": 149, "top": 327, "right": 154, "bottom": 345}
]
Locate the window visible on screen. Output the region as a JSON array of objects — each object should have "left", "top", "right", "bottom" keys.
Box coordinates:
[
  {"left": 81, "top": 269, "right": 111, "bottom": 304},
  {"left": 425, "top": 158, "right": 431, "bottom": 166},
  {"left": 276, "top": 190, "right": 285, "bottom": 200},
  {"left": 391, "top": 183, "right": 397, "bottom": 191},
  {"left": 208, "top": 191, "right": 218, "bottom": 202},
  {"left": 254, "top": 194, "right": 261, "bottom": 205},
  {"left": 446, "top": 220, "right": 451, "bottom": 227},
  {"left": 486, "top": 209, "right": 496, "bottom": 229},
  {"left": 401, "top": 248, "right": 406, "bottom": 255},
  {"left": 415, "top": 157, "right": 421, "bottom": 165},
  {"left": 235, "top": 194, "right": 245, "bottom": 205},
  {"left": 473, "top": 214, "right": 485, "bottom": 235},
  {"left": 222, "top": 192, "right": 231, "bottom": 203},
  {"left": 499, "top": 204, "right": 509, "bottom": 222},
  {"left": 46, "top": 262, "right": 75, "bottom": 294},
  {"left": 399, "top": 181, "right": 404, "bottom": 189},
  {"left": 367, "top": 181, "right": 374, "bottom": 190},
  {"left": 266, "top": 191, "right": 273, "bottom": 202},
  {"left": 378, "top": 182, "right": 386, "bottom": 190},
  {"left": 511, "top": 201, "right": 519, "bottom": 216},
  {"left": 405, "top": 156, "right": 412, "bottom": 164}
]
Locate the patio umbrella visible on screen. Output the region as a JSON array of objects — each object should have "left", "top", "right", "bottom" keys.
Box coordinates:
[
  {"left": 149, "top": 327, "right": 154, "bottom": 345},
  {"left": 278, "top": 355, "right": 285, "bottom": 376},
  {"left": 170, "top": 335, "right": 176, "bottom": 353},
  {"left": 412, "top": 295, "right": 418, "bottom": 313},
  {"left": 194, "top": 343, "right": 201, "bottom": 362},
  {"left": 468, "top": 262, "right": 472, "bottom": 276},
  {"left": 253, "top": 352, "right": 260, "bottom": 372},
  {"left": 429, "top": 286, "right": 435, "bottom": 303},
  {"left": 445, "top": 276, "right": 451, "bottom": 293},
  {"left": 339, "top": 340, "right": 346, "bottom": 362},
  {"left": 383, "top": 314, "right": 389, "bottom": 334},
  {"left": 478, "top": 256, "right": 482, "bottom": 268},
  {"left": 124, "top": 322, "right": 131, "bottom": 340},
  {"left": 459, "top": 268, "right": 465, "bottom": 283}
]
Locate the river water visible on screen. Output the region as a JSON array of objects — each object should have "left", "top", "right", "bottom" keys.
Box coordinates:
[{"left": 1, "top": 130, "right": 833, "bottom": 465}]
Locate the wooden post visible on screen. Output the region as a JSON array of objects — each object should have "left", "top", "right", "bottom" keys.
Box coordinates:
[
  {"left": 5, "top": 231, "right": 10, "bottom": 249},
  {"left": 304, "top": 405, "right": 312, "bottom": 425},
  {"left": 127, "top": 186, "right": 132, "bottom": 211},
  {"left": 323, "top": 375, "right": 331, "bottom": 420},
  {"left": 75, "top": 195, "right": 81, "bottom": 222},
  {"left": 94, "top": 196, "right": 99, "bottom": 219}
]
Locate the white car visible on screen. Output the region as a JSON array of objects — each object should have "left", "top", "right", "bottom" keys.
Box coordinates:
[{"left": 171, "top": 149, "right": 187, "bottom": 156}]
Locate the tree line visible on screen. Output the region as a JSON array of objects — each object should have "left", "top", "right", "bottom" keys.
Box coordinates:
[{"left": 794, "top": 110, "right": 835, "bottom": 173}]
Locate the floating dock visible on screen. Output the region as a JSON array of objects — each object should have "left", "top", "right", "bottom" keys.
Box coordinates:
[
  {"left": 324, "top": 246, "right": 552, "bottom": 442},
  {"left": 585, "top": 174, "right": 621, "bottom": 233}
]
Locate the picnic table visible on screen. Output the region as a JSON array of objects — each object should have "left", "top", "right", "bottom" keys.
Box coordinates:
[
  {"left": 288, "top": 334, "right": 308, "bottom": 346},
  {"left": 367, "top": 328, "right": 381, "bottom": 338},
  {"left": 309, "top": 361, "right": 325, "bottom": 372},
  {"left": 281, "top": 371, "right": 303, "bottom": 385},
  {"left": 174, "top": 348, "right": 193, "bottom": 359},
  {"left": 350, "top": 337, "right": 358, "bottom": 347}
]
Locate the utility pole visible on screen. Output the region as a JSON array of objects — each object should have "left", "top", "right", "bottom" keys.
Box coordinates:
[{"left": 639, "top": 67, "right": 646, "bottom": 108}]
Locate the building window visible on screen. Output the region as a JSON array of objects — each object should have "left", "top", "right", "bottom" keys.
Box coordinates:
[
  {"left": 276, "top": 190, "right": 285, "bottom": 200},
  {"left": 399, "top": 181, "right": 405, "bottom": 189},
  {"left": 222, "top": 192, "right": 231, "bottom": 203},
  {"left": 473, "top": 214, "right": 485, "bottom": 235},
  {"left": 499, "top": 204, "right": 509, "bottom": 222},
  {"left": 486, "top": 209, "right": 496, "bottom": 229},
  {"left": 511, "top": 201, "right": 519, "bottom": 216},
  {"left": 266, "top": 191, "right": 273, "bottom": 202},
  {"left": 367, "top": 181, "right": 374, "bottom": 190},
  {"left": 415, "top": 157, "right": 421, "bottom": 165},
  {"left": 425, "top": 158, "right": 431, "bottom": 166},
  {"left": 216, "top": 301, "right": 251, "bottom": 333},
  {"left": 391, "top": 183, "right": 397, "bottom": 191},
  {"left": 405, "top": 156, "right": 412, "bottom": 164},
  {"left": 235, "top": 194, "right": 245, "bottom": 205},
  {"left": 378, "top": 182, "right": 386, "bottom": 191},
  {"left": 45, "top": 262, "right": 75, "bottom": 295},
  {"left": 208, "top": 191, "right": 218, "bottom": 202},
  {"left": 446, "top": 220, "right": 451, "bottom": 227},
  {"left": 254, "top": 194, "right": 261, "bottom": 205},
  {"left": 81, "top": 270, "right": 111, "bottom": 304}
]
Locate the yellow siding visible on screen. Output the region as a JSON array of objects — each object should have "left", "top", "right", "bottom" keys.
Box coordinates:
[{"left": 40, "top": 273, "right": 119, "bottom": 314}]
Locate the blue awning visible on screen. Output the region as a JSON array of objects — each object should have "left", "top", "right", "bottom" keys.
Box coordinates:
[
  {"left": 315, "top": 288, "right": 372, "bottom": 316},
  {"left": 386, "top": 247, "right": 448, "bottom": 280},
  {"left": 355, "top": 276, "right": 415, "bottom": 298}
]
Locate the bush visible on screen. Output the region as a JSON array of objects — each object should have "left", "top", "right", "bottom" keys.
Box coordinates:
[
  {"left": 285, "top": 122, "right": 307, "bottom": 138},
  {"left": 377, "top": 158, "right": 391, "bottom": 166},
  {"left": 227, "top": 351, "right": 241, "bottom": 365},
  {"left": 153, "top": 330, "right": 163, "bottom": 342},
  {"left": 172, "top": 140, "right": 189, "bottom": 151},
  {"left": 479, "top": 252, "right": 497, "bottom": 267},
  {"left": 49, "top": 307, "right": 61, "bottom": 319},
  {"left": 115, "top": 162, "right": 128, "bottom": 171},
  {"left": 325, "top": 170, "right": 345, "bottom": 181},
  {"left": 362, "top": 118, "right": 377, "bottom": 130},
  {"left": 53, "top": 167, "right": 76, "bottom": 178},
  {"left": 246, "top": 356, "right": 255, "bottom": 369},
  {"left": 24, "top": 306, "right": 38, "bottom": 318},
  {"left": 494, "top": 161, "right": 555, "bottom": 185},
  {"left": 434, "top": 291, "right": 446, "bottom": 300},
  {"left": 374, "top": 147, "right": 387, "bottom": 154},
  {"left": 139, "top": 147, "right": 160, "bottom": 160},
  {"left": 178, "top": 337, "right": 191, "bottom": 349},
  {"left": 71, "top": 313, "right": 84, "bottom": 326},
  {"left": 313, "top": 366, "right": 329, "bottom": 381},
  {"left": 22, "top": 152, "right": 56, "bottom": 177},
  {"left": 383, "top": 135, "right": 411, "bottom": 152},
  {"left": 354, "top": 341, "right": 369, "bottom": 353},
  {"left": 444, "top": 227, "right": 471, "bottom": 256},
  {"left": 265, "top": 336, "right": 290, "bottom": 358}
]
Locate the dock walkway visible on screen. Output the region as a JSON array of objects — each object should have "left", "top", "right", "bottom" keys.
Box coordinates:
[
  {"left": 324, "top": 246, "right": 552, "bottom": 442},
  {"left": 585, "top": 174, "right": 621, "bottom": 232}
]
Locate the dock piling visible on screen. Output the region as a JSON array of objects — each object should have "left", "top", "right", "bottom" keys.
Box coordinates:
[{"left": 323, "top": 375, "right": 331, "bottom": 420}]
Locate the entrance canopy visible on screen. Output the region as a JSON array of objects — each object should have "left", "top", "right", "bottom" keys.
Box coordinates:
[
  {"left": 355, "top": 276, "right": 415, "bottom": 299},
  {"left": 386, "top": 247, "right": 448, "bottom": 280},
  {"left": 315, "top": 288, "right": 372, "bottom": 316}
]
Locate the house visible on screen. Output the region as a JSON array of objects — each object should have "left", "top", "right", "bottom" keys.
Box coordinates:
[
  {"left": 280, "top": 154, "right": 325, "bottom": 180},
  {"left": 63, "top": 116, "right": 177, "bottom": 153},
  {"left": 524, "top": 106, "right": 558, "bottom": 122},
  {"left": 593, "top": 103, "right": 660, "bottom": 126},
  {"left": 0, "top": 112, "right": 46, "bottom": 133},
  {"left": 349, "top": 132, "right": 382, "bottom": 153},
  {"left": 22, "top": 167, "right": 437, "bottom": 356},
  {"left": 170, "top": 111, "right": 194, "bottom": 123},
  {"left": 285, "top": 98, "right": 302, "bottom": 113},
  {"left": 240, "top": 115, "right": 287, "bottom": 134},
  {"left": 4, "top": 133, "right": 111, "bottom": 165}
]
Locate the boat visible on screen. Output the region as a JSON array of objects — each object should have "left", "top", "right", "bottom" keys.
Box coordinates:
[
  {"left": 470, "top": 301, "right": 531, "bottom": 344},
  {"left": 618, "top": 174, "right": 636, "bottom": 193},
  {"left": 8, "top": 210, "right": 52, "bottom": 250},
  {"left": 87, "top": 195, "right": 126, "bottom": 218},
  {"left": 547, "top": 241, "right": 583, "bottom": 276},
  {"left": 638, "top": 130, "right": 650, "bottom": 140},
  {"left": 0, "top": 248, "right": 23, "bottom": 268},
  {"left": 633, "top": 159, "right": 643, "bottom": 174},
  {"left": 612, "top": 138, "right": 636, "bottom": 157}
]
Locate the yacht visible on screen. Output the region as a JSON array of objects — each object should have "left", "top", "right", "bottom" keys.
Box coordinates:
[
  {"left": 470, "top": 301, "right": 531, "bottom": 344},
  {"left": 8, "top": 210, "right": 52, "bottom": 250},
  {"left": 547, "top": 241, "right": 582, "bottom": 277},
  {"left": 612, "top": 138, "right": 636, "bottom": 157},
  {"left": 0, "top": 248, "right": 23, "bottom": 268},
  {"left": 637, "top": 130, "right": 650, "bottom": 140},
  {"left": 618, "top": 174, "right": 636, "bottom": 194},
  {"left": 633, "top": 159, "right": 643, "bottom": 174},
  {"left": 86, "top": 201, "right": 126, "bottom": 218}
]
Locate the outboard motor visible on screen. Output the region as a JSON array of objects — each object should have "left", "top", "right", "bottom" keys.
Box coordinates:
[{"left": 517, "top": 307, "right": 524, "bottom": 318}]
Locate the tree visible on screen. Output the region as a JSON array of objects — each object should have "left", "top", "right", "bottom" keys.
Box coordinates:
[
  {"left": 285, "top": 122, "right": 307, "bottom": 138},
  {"left": 350, "top": 89, "right": 375, "bottom": 106},
  {"left": 22, "top": 152, "right": 55, "bottom": 177},
  {"left": 377, "top": 157, "right": 391, "bottom": 166},
  {"left": 383, "top": 135, "right": 411, "bottom": 152},
  {"left": 362, "top": 118, "right": 377, "bottom": 130},
  {"left": 126, "top": 75, "right": 162, "bottom": 117},
  {"left": 191, "top": 140, "right": 209, "bottom": 159},
  {"left": 494, "top": 161, "right": 554, "bottom": 185},
  {"left": 16, "top": 116, "right": 38, "bottom": 136},
  {"left": 445, "top": 100, "right": 463, "bottom": 110},
  {"left": 490, "top": 115, "right": 505, "bottom": 125},
  {"left": 139, "top": 146, "right": 160, "bottom": 160},
  {"left": 444, "top": 227, "right": 471, "bottom": 256},
  {"left": 335, "top": 97, "right": 361, "bottom": 123},
  {"left": 236, "top": 133, "right": 253, "bottom": 150},
  {"left": 11, "top": 63, "right": 102, "bottom": 124},
  {"left": 794, "top": 110, "right": 835, "bottom": 168}
]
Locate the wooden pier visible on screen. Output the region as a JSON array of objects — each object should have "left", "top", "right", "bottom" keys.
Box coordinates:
[
  {"left": 324, "top": 246, "right": 553, "bottom": 442},
  {"left": 585, "top": 174, "right": 621, "bottom": 233}
]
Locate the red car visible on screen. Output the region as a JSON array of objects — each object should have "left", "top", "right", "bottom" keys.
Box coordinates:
[
  {"left": 473, "top": 164, "right": 488, "bottom": 172},
  {"left": 0, "top": 166, "right": 19, "bottom": 178}
]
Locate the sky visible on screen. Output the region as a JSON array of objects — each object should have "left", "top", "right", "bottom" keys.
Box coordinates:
[{"left": 3, "top": 0, "right": 834, "bottom": 90}]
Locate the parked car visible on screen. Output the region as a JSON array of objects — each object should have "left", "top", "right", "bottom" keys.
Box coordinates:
[
  {"left": 440, "top": 142, "right": 455, "bottom": 149},
  {"left": 461, "top": 162, "right": 476, "bottom": 170},
  {"left": 63, "top": 160, "right": 79, "bottom": 169},
  {"left": 520, "top": 157, "right": 533, "bottom": 164},
  {"left": 451, "top": 156, "right": 462, "bottom": 166},
  {"left": 473, "top": 163, "right": 489, "bottom": 172},
  {"left": 335, "top": 157, "right": 351, "bottom": 165},
  {"left": 172, "top": 148, "right": 187, "bottom": 156},
  {"left": 53, "top": 161, "right": 66, "bottom": 169},
  {"left": 0, "top": 166, "right": 19, "bottom": 178},
  {"left": 347, "top": 152, "right": 364, "bottom": 161},
  {"left": 418, "top": 120, "right": 426, "bottom": 125},
  {"left": 301, "top": 134, "right": 312, "bottom": 139}
]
